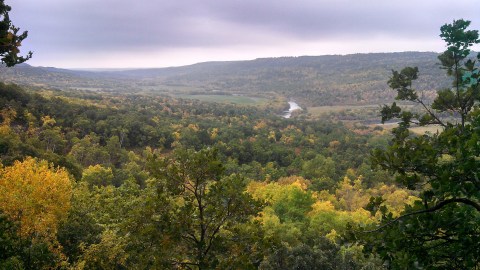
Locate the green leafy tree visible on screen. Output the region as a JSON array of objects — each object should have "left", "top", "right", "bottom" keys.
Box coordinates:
[
  {"left": 259, "top": 239, "right": 340, "bottom": 270},
  {"left": 58, "top": 179, "right": 142, "bottom": 268},
  {"left": 356, "top": 19, "right": 480, "bottom": 269},
  {"left": 145, "top": 148, "right": 262, "bottom": 269},
  {"left": 81, "top": 164, "right": 114, "bottom": 188},
  {"left": 302, "top": 154, "right": 336, "bottom": 181},
  {"left": 0, "top": 212, "right": 60, "bottom": 270},
  {"left": 57, "top": 182, "right": 103, "bottom": 265},
  {"left": 0, "top": 0, "right": 31, "bottom": 67}
]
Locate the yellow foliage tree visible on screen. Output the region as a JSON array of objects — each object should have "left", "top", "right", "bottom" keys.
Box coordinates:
[
  {"left": 0, "top": 157, "right": 72, "bottom": 240},
  {"left": 335, "top": 177, "right": 370, "bottom": 211}
]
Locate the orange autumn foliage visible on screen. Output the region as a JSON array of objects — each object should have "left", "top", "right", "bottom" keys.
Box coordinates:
[{"left": 0, "top": 157, "right": 72, "bottom": 239}]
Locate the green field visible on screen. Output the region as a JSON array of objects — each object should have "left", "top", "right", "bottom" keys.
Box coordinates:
[
  {"left": 174, "top": 94, "right": 267, "bottom": 105},
  {"left": 409, "top": 125, "right": 443, "bottom": 135},
  {"left": 307, "top": 105, "right": 379, "bottom": 115}
]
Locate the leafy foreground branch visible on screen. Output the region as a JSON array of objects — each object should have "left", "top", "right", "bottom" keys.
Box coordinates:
[
  {"left": 351, "top": 19, "right": 480, "bottom": 269},
  {"left": 361, "top": 197, "right": 480, "bottom": 234}
]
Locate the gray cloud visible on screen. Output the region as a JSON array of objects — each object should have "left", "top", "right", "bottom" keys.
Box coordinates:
[{"left": 8, "top": 0, "right": 480, "bottom": 67}]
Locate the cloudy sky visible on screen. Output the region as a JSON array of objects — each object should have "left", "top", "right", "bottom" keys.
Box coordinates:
[{"left": 8, "top": 0, "right": 480, "bottom": 68}]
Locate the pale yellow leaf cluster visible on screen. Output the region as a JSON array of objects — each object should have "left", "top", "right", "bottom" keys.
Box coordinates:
[
  {"left": 210, "top": 127, "right": 219, "bottom": 139},
  {"left": 187, "top": 123, "right": 199, "bottom": 132},
  {"left": 253, "top": 120, "right": 267, "bottom": 130}
]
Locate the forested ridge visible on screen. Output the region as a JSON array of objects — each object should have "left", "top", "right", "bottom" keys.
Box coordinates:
[
  {"left": 1, "top": 1, "right": 480, "bottom": 268},
  {"left": 0, "top": 52, "right": 451, "bottom": 107}
]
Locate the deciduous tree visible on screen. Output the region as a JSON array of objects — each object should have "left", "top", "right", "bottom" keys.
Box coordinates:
[
  {"left": 355, "top": 19, "right": 480, "bottom": 269},
  {"left": 146, "top": 148, "right": 262, "bottom": 269},
  {"left": 0, "top": 157, "right": 72, "bottom": 240}
]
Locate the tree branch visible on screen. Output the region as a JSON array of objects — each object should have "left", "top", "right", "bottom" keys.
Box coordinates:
[
  {"left": 182, "top": 232, "right": 199, "bottom": 244},
  {"left": 361, "top": 198, "right": 480, "bottom": 233},
  {"left": 415, "top": 98, "right": 447, "bottom": 127},
  {"left": 204, "top": 198, "right": 233, "bottom": 256},
  {"left": 172, "top": 260, "right": 198, "bottom": 270}
]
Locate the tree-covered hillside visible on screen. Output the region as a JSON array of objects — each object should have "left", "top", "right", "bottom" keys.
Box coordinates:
[
  {"left": 1, "top": 81, "right": 406, "bottom": 269},
  {"left": 0, "top": 52, "right": 450, "bottom": 107}
]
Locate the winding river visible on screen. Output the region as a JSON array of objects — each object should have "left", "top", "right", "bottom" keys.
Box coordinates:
[{"left": 283, "top": 101, "right": 302, "bottom": 119}]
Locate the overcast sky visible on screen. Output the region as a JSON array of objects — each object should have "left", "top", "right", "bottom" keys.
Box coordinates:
[{"left": 8, "top": 0, "right": 480, "bottom": 68}]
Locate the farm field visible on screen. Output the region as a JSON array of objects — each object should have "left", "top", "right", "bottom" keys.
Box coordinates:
[{"left": 174, "top": 94, "right": 268, "bottom": 105}]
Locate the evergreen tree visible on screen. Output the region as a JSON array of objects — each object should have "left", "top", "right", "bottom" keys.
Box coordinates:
[{"left": 0, "top": 0, "right": 31, "bottom": 67}]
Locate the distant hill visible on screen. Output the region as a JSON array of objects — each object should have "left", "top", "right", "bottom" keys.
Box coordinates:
[
  {"left": 0, "top": 52, "right": 451, "bottom": 106},
  {"left": 0, "top": 63, "right": 128, "bottom": 91}
]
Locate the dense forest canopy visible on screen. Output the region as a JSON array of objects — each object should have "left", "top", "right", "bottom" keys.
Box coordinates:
[{"left": 0, "top": 74, "right": 404, "bottom": 269}]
